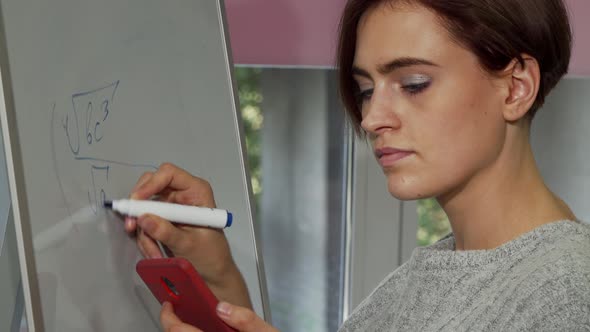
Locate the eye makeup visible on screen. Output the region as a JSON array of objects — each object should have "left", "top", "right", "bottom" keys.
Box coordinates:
[{"left": 401, "top": 74, "right": 432, "bottom": 95}]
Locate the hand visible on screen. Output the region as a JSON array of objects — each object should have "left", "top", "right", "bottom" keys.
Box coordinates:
[
  {"left": 126, "top": 163, "right": 251, "bottom": 307},
  {"left": 160, "top": 302, "right": 202, "bottom": 332},
  {"left": 160, "top": 302, "right": 279, "bottom": 332}
]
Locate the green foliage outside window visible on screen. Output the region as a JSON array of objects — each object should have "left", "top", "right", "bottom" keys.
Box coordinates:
[
  {"left": 234, "top": 67, "right": 264, "bottom": 212},
  {"left": 417, "top": 198, "right": 452, "bottom": 246}
]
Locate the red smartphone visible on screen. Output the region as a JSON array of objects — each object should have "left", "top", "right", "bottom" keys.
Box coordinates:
[{"left": 136, "top": 257, "right": 237, "bottom": 332}]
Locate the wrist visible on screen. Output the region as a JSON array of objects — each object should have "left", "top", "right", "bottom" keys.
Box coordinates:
[
  {"left": 207, "top": 261, "right": 242, "bottom": 289},
  {"left": 208, "top": 264, "right": 252, "bottom": 309}
]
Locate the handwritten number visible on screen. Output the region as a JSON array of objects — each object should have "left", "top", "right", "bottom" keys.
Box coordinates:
[
  {"left": 100, "top": 189, "right": 106, "bottom": 208},
  {"left": 89, "top": 165, "right": 110, "bottom": 214},
  {"left": 94, "top": 99, "right": 109, "bottom": 142},
  {"left": 102, "top": 100, "right": 110, "bottom": 121},
  {"left": 64, "top": 81, "right": 117, "bottom": 155},
  {"left": 95, "top": 122, "right": 102, "bottom": 142},
  {"left": 86, "top": 102, "right": 93, "bottom": 145},
  {"left": 83, "top": 98, "right": 111, "bottom": 145}
]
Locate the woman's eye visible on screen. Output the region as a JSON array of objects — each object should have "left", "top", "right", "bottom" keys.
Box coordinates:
[
  {"left": 356, "top": 88, "right": 374, "bottom": 102},
  {"left": 402, "top": 81, "right": 431, "bottom": 95},
  {"left": 401, "top": 75, "right": 431, "bottom": 95}
]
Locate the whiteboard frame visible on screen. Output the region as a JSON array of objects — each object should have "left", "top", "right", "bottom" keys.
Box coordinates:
[
  {"left": 0, "top": 0, "right": 271, "bottom": 330},
  {"left": 217, "top": 0, "right": 271, "bottom": 323},
  {"left": 0, "top": 5, "right": 43, "bottom": 328}
]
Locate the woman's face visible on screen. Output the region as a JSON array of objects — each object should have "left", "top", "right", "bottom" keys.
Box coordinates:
[{"left": 353, "top": 3, "right": 509, "bottom": 200}]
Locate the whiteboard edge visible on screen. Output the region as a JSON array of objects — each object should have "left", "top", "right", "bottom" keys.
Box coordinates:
[
  {"left": 216, "top": 0, "right": 272, "bottom": 323},
  {"left": 0, "top": 4, "right": 45, "bottom": 331}
]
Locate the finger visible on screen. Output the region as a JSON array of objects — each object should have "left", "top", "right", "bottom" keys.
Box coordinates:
[
  {"left": 160, "top": 302, "right": 181, "bottom": 330},
  {"left": 155, "top": 187, "right": 177, "bottom": 202},
  {"left": 160, "top": 302, "right": 203, "bottom": 332},
  {"left": 124, "top": 217, "right": 137, "bottom": 234},
  {"left": 216, "top": 302, "right": 278, "bottom": 332},
  {"left": 130, "top": 171, "right": 154, "bottom": 197},
  {"left": 137, "top": 214, "right": 185, "bottom": 252},
  {"left": 136, "top": 237, "right": 148, "bottom": 258},
  {"left": 132, "top": 163, "right": 195, "bottom": 200},
  {"left": 125, "top": 172, "right": 152, "bottom": 235},
  {"left": 137, "top": 228, "right": 164, "bottom": 259}
]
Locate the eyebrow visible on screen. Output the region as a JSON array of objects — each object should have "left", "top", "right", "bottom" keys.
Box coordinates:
[{"left": 352, "top": 57, "right": 440, "bottom": 78}]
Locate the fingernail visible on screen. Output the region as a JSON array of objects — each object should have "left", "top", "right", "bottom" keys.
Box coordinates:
[
  {"left": 125, "top": 217, "right": 133, "bottom": 229},
  {"left": 216, "top": 302, "right": 232, "bottom": 318},
  {"left": 139, "top": 217, "right": 155, "bottom": 233}
]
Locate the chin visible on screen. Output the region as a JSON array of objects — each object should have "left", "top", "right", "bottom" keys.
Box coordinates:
[
  {"left": 385, "top": 173, "right": 433, "bottom": 201},
  {"left": 387, "top": 187, "right": 427, "bottom": 201}
]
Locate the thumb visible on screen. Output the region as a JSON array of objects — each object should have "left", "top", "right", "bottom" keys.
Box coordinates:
[
  {"left": 137, "top": 214, "right": 184, "bottom": 250},
  {"left": 160, "top": 302, "right": 203, "bottom": 332},
  {"left": 216, "top": 302, "right": 278, "bottom": 332}
]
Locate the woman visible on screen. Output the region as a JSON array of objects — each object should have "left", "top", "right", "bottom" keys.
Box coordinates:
[{"left": 126, "top": 0, "right": 590, "bottom": 330}]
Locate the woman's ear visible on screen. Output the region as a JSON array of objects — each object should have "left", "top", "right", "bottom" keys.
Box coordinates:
[{"left": 501, "top": 54, "right": 541, "bottom": 122}]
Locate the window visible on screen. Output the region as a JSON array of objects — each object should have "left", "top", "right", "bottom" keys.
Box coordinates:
[{"left": 236, "top": 67, "right": 348, "bottom": 332}]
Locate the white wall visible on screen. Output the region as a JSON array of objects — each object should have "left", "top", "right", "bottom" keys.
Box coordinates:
[{"left": 531, "top": 78, "right": 590, "bottom": 222}]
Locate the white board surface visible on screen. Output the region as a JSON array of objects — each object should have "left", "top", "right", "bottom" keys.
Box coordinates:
[{"left": 0, "top": 1, "right": 268, "bottom": 331}]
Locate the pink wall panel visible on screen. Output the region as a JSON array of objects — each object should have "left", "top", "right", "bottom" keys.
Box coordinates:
[
  {"left": 225, "top": 0, "right": 589, "bottom": 76},
  {"left": 225, "top": 0, "right": 344, "bottom": 67},
  {"left": 567, "top": 0, "right": 590, "bottom": 76}
]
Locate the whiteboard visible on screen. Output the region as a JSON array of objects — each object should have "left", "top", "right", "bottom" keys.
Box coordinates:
[{"left": 0, "top": 0, "right": 269, "bottom": 331}]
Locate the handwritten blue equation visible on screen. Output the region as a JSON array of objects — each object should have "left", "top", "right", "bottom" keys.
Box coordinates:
[
  {"left": 64, "top": 81, "right": 118, "bottom": 156},
  {"left": 53, "top": 80, "right": 157, "bottom": 215}
]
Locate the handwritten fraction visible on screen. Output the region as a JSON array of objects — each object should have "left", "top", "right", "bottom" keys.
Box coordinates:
[{"left": 55, "top": 80, "right": 157, "bottom": 214}]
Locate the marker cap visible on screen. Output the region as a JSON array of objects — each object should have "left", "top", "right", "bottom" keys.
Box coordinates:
[{"left": 226, "top": 212, "right": 233, "bottom": 227}]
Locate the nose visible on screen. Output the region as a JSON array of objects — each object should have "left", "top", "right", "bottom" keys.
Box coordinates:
[{"left": 360, "top": 86, "right": 401, "bottom": 136}]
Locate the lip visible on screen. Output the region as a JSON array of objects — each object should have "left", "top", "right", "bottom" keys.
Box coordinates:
[{"left": 375, "top": 147, "right": 414, "bottom": 167}]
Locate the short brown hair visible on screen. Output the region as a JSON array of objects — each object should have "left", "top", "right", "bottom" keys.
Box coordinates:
[{"left": 337, "top": 0, "right": 573, "bottom": 134}]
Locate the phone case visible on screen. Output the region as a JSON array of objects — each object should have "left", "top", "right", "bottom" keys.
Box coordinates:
[{"left": 136, "top": 257, "right": 237, "bottom": 332}]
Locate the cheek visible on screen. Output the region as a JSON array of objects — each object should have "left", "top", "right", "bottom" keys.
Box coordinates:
[
  {"left": 433, "top": 96, "right": 504, "bottom": 183},
  {"left": 438, "top": 108, "right": 500, "bottom": 159},
  {"left": 387, "top": 88, "right": 505, "bottom": 199},
  {"left": 424, "top": 76, "right": 505, "bottom": 162}
]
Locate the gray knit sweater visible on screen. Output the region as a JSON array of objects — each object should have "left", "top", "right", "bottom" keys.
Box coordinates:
[{"left": 339, "top": 220, "right": 590, "bottom": 331}]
